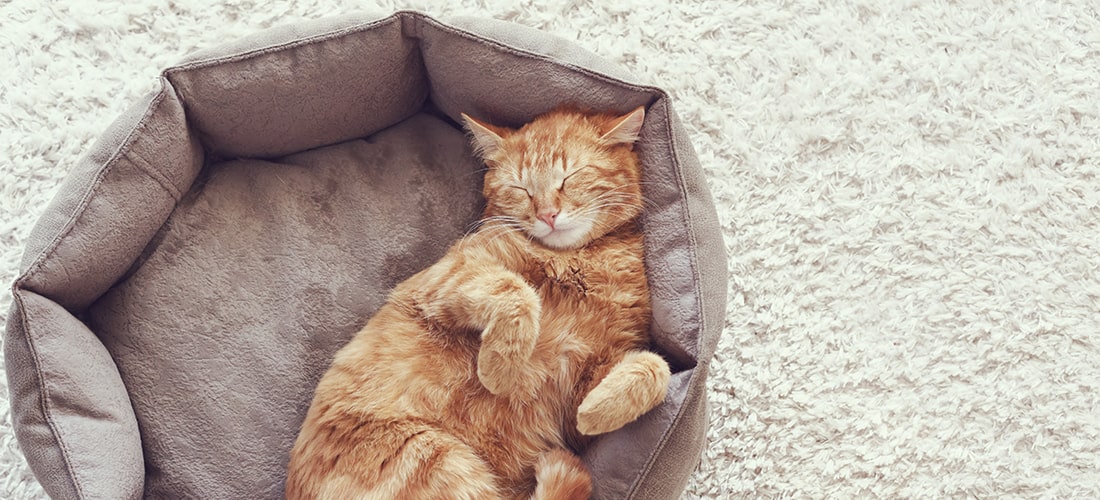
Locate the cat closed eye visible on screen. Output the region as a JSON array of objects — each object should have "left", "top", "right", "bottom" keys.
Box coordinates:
[{"left": 560, "top": 168, "right": 586, "bottom": 192}]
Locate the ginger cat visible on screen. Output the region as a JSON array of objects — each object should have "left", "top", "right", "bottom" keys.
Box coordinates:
[{"left": 285, "top": 106, "right": 671, "bottom": 500}]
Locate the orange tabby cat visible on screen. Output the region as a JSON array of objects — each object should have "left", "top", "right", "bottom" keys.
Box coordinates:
[{"left": 285, "top": 106, "right": 671, "bottom": 500}]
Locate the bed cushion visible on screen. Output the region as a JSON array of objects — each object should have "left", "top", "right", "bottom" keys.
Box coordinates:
[{"left": 5, "top": 10, "right": 726, "bottom": 499}]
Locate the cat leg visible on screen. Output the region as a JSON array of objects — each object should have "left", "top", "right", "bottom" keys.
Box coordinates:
[
  {"left": 576, "top": 350, "right": 671, "bottom": 436},
  {"left": 531, "top": 449, "right": 592, "bottom": 500},
  {"left": 475, "top": 285, "right": 542, "bottom": 398},
  {"left": 410, "top": 255, "right": 542, "bottom": 397}
]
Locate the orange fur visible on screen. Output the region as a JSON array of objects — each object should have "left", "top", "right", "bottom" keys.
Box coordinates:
[{"left": 286, "top": 106, "right": 671, "bottom": 500}]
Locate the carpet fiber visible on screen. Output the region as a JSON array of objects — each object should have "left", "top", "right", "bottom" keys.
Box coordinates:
[{"left": 3, "top": 0, "right": 1099, "bottom": 497}]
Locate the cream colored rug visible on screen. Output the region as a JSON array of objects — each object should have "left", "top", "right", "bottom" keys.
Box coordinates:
[{"left": 3, "top": 0, "right": 1099, "bottom": 497}]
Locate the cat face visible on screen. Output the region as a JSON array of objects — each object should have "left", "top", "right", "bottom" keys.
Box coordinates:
[{"left": 463, "top": 107, "right": 646, "bottom": 250}]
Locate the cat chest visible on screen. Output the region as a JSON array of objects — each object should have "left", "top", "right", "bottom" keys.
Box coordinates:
[
  {"left": 523, "top": 256, "right": 647, "bottom": 310},
  {"left": 534, "top": 259, "right": 592, "bottom": 296}
]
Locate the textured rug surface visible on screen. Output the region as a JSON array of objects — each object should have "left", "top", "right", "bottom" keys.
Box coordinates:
[{"left": 3, "top": 0, "right": 1100, "bottom": 498}]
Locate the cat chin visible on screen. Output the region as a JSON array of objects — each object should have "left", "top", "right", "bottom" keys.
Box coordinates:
[
  {"left": 537, "top": 232, "right": 587, "bottom": 249},
  {"left": 532, "top": 220, "right": 592, "bottom": 250}
]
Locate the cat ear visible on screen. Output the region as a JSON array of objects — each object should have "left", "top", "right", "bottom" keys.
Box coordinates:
[
  {"left": 462, "top": 113, "right": 506, "bottom": 159},
  {"left": 600, "top": 106, "right": 646, "bottom": 146}
]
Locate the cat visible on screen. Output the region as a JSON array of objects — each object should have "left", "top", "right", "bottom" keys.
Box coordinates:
[{"left": 285, "top": 106, "right": 672, "bottom": 500}]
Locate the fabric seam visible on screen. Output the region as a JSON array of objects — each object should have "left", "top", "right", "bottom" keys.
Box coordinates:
[
  {"left": 162, "top": 14, "right": 402, "bottom": 76},
  {"left": 126, "top": 142, "right": 184, "bottom": 202},
  {"left": 16, "top": 87, "right": 170, "bottom": 292},
  {"left": 625, "top": 98, "right": 710, "bottom": 499},
  {"left": 413, "top": 13, "right": 665, "bottom": 97},
  {"left": 11, "top": 289, "right": 85, "bottom": 499},
  {"left": 10, "top": 83, "right": 174, "bottom": 500}
]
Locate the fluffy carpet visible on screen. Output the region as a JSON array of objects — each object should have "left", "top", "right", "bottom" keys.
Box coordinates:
[{"left": 3, "top": 0, "right": 1099, "bottom": 497}]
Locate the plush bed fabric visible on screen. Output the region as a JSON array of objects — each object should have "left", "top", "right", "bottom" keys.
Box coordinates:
[{"left": 5, "top": 11, "right": 725, "bottom": 499}]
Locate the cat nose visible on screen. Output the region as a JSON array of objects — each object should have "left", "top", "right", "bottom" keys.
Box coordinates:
[{"left": 537, "top": 209, "right": 559, "bottom": 229}]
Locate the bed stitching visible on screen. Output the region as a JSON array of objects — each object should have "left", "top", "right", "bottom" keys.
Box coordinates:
[
  {"left": 12, "top": 85, "right": 172, "bottom": 500},
  {"left": 624, "top": 98, "right": 711, "bottom": 500},
  {"left": 162, "top": 14, "right": 401, "bottom": 76},
  {"left": 16, "top": 84, "right": 170, "bottom": 300},
  {"left": 414, "top": 14, "right": 666, "bottom": 97},
  {"left": 126, "top": 139, "right": 184, "bottom": 202},
  {"left": 161, "top": 14, "right": 404, "bottom": 156},
  {"left": 661, "top": 98, "right": 708, "bottom": 360},
  {"left": 11, "top": 289, "right": 85, "bottom": 500}
]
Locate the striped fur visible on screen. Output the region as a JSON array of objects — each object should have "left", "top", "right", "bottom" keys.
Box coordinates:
[{"left": 286, "top": 107, "right": 670, "bottom": 499}]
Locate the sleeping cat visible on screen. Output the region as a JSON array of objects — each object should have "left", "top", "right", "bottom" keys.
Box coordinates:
[{"left": 285, "top": 106, "right": 671, "bottom": 499}]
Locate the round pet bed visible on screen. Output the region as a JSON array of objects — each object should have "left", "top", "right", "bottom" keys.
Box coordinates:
[{"left": 5, "top": 11, "right": 726, "bottom": 499}]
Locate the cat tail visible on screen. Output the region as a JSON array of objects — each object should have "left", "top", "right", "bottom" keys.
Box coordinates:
[{"left": 531, "top": 449, "right": 592, "bottom": 500}]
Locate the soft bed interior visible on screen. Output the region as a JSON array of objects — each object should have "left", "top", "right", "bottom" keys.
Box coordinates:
[{"left": 85, "top": 111, "right": 485, "bottom": 495}]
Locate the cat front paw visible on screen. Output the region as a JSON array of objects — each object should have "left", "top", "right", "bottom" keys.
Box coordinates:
[
  {"left": 576, "top": 351, "right": 671, "bottom": 435},
  {"left": 576, "top": 393, "right": 632, "bottom": 436},
  {"left": 477, "top": 309, "right": 540, "bottom": 397}
]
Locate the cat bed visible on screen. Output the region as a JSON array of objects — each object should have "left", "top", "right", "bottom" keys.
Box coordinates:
[{"left": 5, "top": 11, "right": 726, "bottom": 500}]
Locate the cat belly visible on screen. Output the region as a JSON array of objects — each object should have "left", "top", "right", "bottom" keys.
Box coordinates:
[
  {"left": 312, "top": 305, "right": 575, "bottom": 495},
  {"left": 434, "top": 339, "right": 578, "bottom": 494}
]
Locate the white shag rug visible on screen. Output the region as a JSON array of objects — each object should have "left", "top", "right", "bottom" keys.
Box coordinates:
[{"left": 3, "top": 0, "right": 1100, "bottom": 498}]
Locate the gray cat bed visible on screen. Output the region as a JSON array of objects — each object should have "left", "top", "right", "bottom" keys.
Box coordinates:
[{"left": 5, "top": 11, "right": 726, "bottom": 499}]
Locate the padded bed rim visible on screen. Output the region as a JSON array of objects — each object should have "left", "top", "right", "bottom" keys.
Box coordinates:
[{"left": 6, "top": 10, "right": 727, "bottom": 500}]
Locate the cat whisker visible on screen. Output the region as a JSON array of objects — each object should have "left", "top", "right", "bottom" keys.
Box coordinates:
[
  {"left": 497, "top": 165, "right": 522, "bottom": 181},
  {"left": 464, "top": 219, "right": 493, "bottom": 238},
  {"left": 464, "top": 166, "right": 493, "bottom": 179},
  {"left": 474, "top": 222, "right": 528, "bottom": 244},
  {"left": 579, "top": 189, "right": 649, "bottom": 216},
  {"left": 572, "top": 208, "right": 641, "bottom": 223},
  {"left": 468, "top": 215, "right": 523, "bottom": 231},
  {"left": 629, "top": 185, "right": 662, "bottom": 210},
  {"left": 585, "top": 191, "right": 642, "bottom": 203},
  {"left": 474, "top": 221, "right": 524, "bottom": 236},
  {"left": 573, "top": 201, "right": 645, "bottom": 220},
  {"left": 594, "top": 192, "right": 647, "bottom": 205},
  {"left": 571, "top": 208, "right": 642, "bottom": 236},
  {"left": 473, "top": 218, "right": 520, "bottom": 229},
  {"left": 585, "top": 192, "right": 640, "bottom": 204},
  {"left": 591, "top": 189, "right": 650, "bottom": 208}
]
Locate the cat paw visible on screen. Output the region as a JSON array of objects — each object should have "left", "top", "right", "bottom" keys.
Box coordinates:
[
  {"left": 576, "top": 395, "right": 630, "bottom": 436},
  {"left": 477, "top": 312, "right": 540, "bottom": 397},
  {"left": 576, "top": 351, "right": 670, "bottom": 435}
]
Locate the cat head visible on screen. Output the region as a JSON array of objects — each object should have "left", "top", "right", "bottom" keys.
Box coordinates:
[{"left": 462, "top": 107, "right": 646, "bottom": 250}]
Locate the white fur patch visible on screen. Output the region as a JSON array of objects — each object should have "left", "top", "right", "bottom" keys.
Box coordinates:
[{"left": 531, "top": 211, "right": 592, "bottom": 249}]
